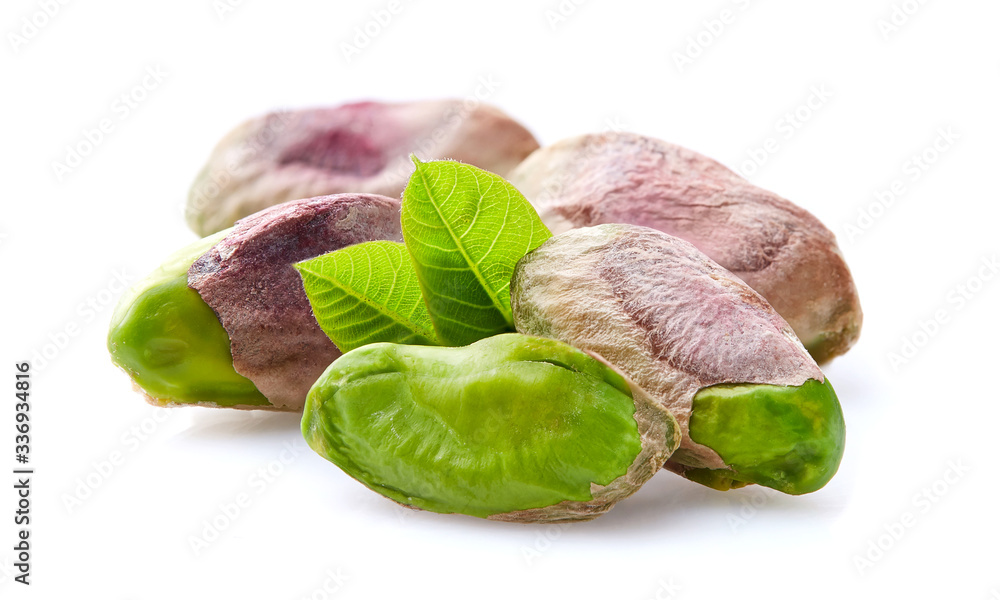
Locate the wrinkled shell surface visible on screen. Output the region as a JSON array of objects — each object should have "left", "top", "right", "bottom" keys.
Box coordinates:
[
  {"left": 187, "top": 99, "right": 540, "bottom": 236},
  {"left": 511, "top": 224, "right": 825, "bottom": 472},
  {"left": 189, "top": 194, "right": 403, "bottom": 410},
  {"left": 509, "top": 133, "right": 862, "bottom": 362}
]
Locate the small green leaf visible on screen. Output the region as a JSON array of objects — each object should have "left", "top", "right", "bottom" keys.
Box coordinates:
[
  {"left": 295, "top": 241, "right": 440, "bottom": 353},
  {"left": 401, "top": 158, "right": 552, "bottom": 346}
]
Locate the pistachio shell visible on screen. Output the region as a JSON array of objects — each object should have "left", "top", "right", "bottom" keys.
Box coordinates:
[
  {"left": 509, "top": 133, "right": 862, "bottom": 363},
  {"left": 511, "top": 224, "right": 845, "bottom": 494},
  {"left": 188, "top": 193, "right": 403, "bottom": 410},
  {"left": 109, "top": 193, "right": 405, "bottom": 410},
  {"left": 186, "top": 100, "right": 540, "bottom": 236}
]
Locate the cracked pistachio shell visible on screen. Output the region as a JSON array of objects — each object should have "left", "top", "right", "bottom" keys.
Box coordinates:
[
  {"left": 302, "top": 333, "right": 680, "bottom": 522},
  {"left": 186, "top": 99, "right": 540, "bottom": 236},
  {"left": 511, "top": 224, "right": 845, "bottom": 495},
  {"left": 509, "top": 132, "right": 862, "bottom": 363}
]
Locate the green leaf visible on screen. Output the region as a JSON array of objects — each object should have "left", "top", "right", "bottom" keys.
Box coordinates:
[
  {"left": 295, "top": 241, "right": 440, "bottom": 353},
  {"left": 401, "top": 158, "right": 552, "bottom": 346}
]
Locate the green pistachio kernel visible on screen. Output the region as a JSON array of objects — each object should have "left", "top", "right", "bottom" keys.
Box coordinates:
[
  {"left": 689, "top": 378, "right": 845, "bottom": 495},
  {"left": 107, "top": 232, "right": 269, "bottom": 408},
  {"left": 302, "top": 333, "right": 679, "bottom": 522}
]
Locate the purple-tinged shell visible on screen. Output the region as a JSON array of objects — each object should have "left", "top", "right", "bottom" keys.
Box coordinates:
[
  {"left": 510, "top": 133, "right": 862, "bottom": 363},
  {"left": 188, "top": 194, "right": 403, "bottom": 410},
  {"left": 187, "top": 100, "right": 539, "bottom": 236},
  {"left": 511, "top": 224, "right": 825, "bottom": 472}
]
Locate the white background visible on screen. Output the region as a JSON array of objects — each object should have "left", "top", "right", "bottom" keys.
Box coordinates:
[{"left": 2, "top": 1, "right": 999, "bottom": 598}]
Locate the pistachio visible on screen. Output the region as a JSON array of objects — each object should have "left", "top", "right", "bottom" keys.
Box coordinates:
[
  {"left": 186, "top": 99, "right": 540, "bottom": 236},
  {"left": 509, "top": 132, "right": 862, "bottom": 363},
  {"left": 107, "top": 230, "right": 269, "bottom": 409},
  {"left": 302, "top": 333, "right": 680, "bottom": 522},
  {"left": 510, "top": 224, "right": 846, "bottom": 494},
  {"left": 109, "top": 193, "right": 403, "bottom": 410}
]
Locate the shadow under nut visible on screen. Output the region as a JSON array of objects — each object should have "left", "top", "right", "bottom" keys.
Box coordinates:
[
  {"left": 509, "top": 132, "right": 862, "bottom": 363},
  {"left": 186, "top": 99, "right": 540, "bottom": 236}
]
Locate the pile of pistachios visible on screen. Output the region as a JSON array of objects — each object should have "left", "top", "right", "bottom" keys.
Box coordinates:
[{"left": 109, "top": 99, "right": 859, "bottom": 522}]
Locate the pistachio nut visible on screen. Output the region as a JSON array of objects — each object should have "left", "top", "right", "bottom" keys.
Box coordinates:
[
  {"left": 302, "top": 333, "right": 681, "bottom": 522},
  {"left": 511, "top": 224, "right": 846, "bottom": 494}
]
